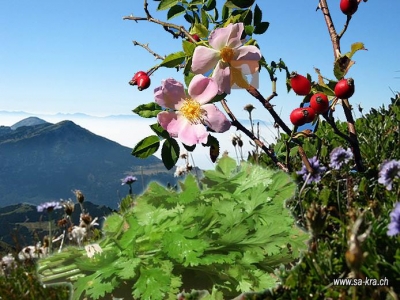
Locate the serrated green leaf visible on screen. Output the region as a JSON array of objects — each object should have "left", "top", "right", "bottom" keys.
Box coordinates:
[
  {"left": 254, "top": 21, "right": 269, "bottom": 34},
  {"left": 182, "top": 40, "right": 196, "bottom": 56},
  {"left": 157, "top": 0, "right": 178, "bottom": 11},
  {"left": 160, "top": 51, "right": 186, "bottom": 68},
  {"left": 215, "top": 155, "right": 237, "bottom": 177},
  {"left": 178, "top": 174, "right": 200, "bottom": 204},
  {"left": 161, "top": 138, "right": 180, "bottom": 170},
  {"left": 132, "top": 135, "right": 160, "bottom": 158},
  {"left": 102, "top": 213, "right": 124, "bottom": 234},
  {"left": 133, "top": 267, "right": 171, "bottom": 299},
  {"left": 132, "top": 102, "right": 162, "bottom": 118},
  {"left": 150, "top": 122, "right": 170, "bottom": 139},
  {"left": 167, "top": 5, "right": 185, "bottom": 19}
]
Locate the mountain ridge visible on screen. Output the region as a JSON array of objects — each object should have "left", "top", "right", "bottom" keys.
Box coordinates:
[{"left": 0, "top": 118, "right": 177, "bottom": 209}]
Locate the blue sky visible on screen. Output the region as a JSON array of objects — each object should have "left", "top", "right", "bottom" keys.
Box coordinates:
[{"left": 1, "top": 1, "right": 399, "bottom": 161}]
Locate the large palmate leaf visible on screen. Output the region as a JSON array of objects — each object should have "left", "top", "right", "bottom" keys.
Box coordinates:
[{"left": 37, "top": 156, "right": 307, "bottom": 299}]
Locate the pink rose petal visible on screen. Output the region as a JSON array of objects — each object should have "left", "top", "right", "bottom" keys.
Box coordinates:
[
  {"left": 191, "top": 46, "right": 220, "bottom": 74},
  {"left": 202, "top": 104, "right": 231, "bottom": 133},
  {"left": 188, "top": 74, "right": 218, "bottom": 104}
]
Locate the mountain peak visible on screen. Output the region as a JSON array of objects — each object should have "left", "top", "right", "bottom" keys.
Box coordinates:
[{"left": 11, "top": 117, "right": 50, "bottom": 130}]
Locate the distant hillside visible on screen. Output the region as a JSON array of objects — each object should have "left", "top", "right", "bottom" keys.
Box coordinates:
[
  {"left": 10, "top": 116, "right": 49, "bottom": 130},
  {"left": 0, "top": 118, "right": 177, "bottom": 208}
]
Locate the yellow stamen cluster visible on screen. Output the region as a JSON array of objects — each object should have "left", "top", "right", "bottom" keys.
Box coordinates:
[
  {"left": 180, "top": 98, "right": 204, "bottom": 124},
  {"left": 220, "top": 46, "right": 234, "bottom": 63}
]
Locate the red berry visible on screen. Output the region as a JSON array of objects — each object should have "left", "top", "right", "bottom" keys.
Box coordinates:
[
  {"left": 290, "top": 73, "right": 311, "bottom": 96},
  {"left": 290, "top": 108, "right": 308, "bottom": 126},
  {"left": 340, "top": 0, "right": 358, "bottom": 16},
  {"left": 304, "top": 107, "right": 316, "bottom": 123},
  {"left": 137, "top": 74, "right": 151, "bottom": 91},
  {"left": 189, "top": 34, "right": 201, "bottom": 42},
  {"left": 129, "top": 71, "right": 147, "bottom": 86},
  {"left": 334, "top": 78, "right": 355, "bottom": 99},
  {"left": 310, "top": 93, "right": 330, "bottom": 114}
]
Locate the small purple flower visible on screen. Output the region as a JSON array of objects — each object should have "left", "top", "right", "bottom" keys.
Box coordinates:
[
  {"left": 297, "top": 156, "right": 327, "bottom": 184},
  {"left": 37, "top": 201, "right": 62, "bottom": 213},
  {"left": 388, "top": 202, "right": 400, "bottom": 236},
  {"left": 378, "top": 159, "right": 400, "bottom": 191},
  {"left": 121, "top": 175, "right": 137, "bottom": 186},
  {"left": 329, "top": 147, "right": 353, "bottom": 170}
]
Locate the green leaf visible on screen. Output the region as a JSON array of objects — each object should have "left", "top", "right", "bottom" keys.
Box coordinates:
[
  {"left": 244, "top": 25, "right": 254, "bottom": 36},
  {"left": 132, "top": 135, "right": 160, "bottom": 158},
  {"left": 178, "top": 174, "right": 200, "bottom": 204},
  {"left": 254, "top": 4, "right": 262, "bottom": 25},
  {"left": 161, "top": 138, "right": 180, "bottom": 170},
  {"left": 215, "top": 155, "right": 237, "bottom": 177},
  {"left": 133, "top": 267, "right": 172, "bottom": 299},
  {"left": 157, "top": 0, "right": 178, "bottom": 11},
  {"left": 200, "top": 10, "right": 209, "bottom": 29},
  {"left": 182, "top": 40, "right": 196, "bottom": 56},
  {"left": 182, "top": 143, "right": 196, "bottom": 152},
  {"left": 160, "top": 51, "right": 186, "bottom": 68},
  {"left": 191, "top": 23, "right": 209, "bottom": 38},
  {"left": 346, "top": 42, "right": 367, "bottom": 59},
  {"left": 167, "top": 5, "right": 185, "bottom": 19},
  {"left": 102, "top": 213, "right": 124, "bottom": 234},
  {"left": 204, "top": 0, "right": 216, "bottom": 11},
  {"left": 241, "top": 9, "right": 253, "bottom": 26},
  {"left": 132, "top": 102, "right": 162, "bottom": 118},
  {"left": 150, "top": 122, "right": 170, "bottom": 139},
  {"left": 253, "top": 21, "right": 269, "bottom": 34},
  {"left": 227, "top": 0, "right": 255, "bottom": 9}
]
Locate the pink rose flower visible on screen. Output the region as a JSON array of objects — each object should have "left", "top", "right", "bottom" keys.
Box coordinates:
[
  {"left": 191, "top": 23, "right": 261, "bottom": 94},
  {"left": 155, "top": 75, "right": 231, "bottom": 146}
]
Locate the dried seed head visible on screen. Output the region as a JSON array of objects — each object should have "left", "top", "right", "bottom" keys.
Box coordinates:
[
  {"left": 73, "top": 190, "right": 85, "bottom": 203},
  {"left": 80, "top": 213, "right": 93, "bottom": 226}
]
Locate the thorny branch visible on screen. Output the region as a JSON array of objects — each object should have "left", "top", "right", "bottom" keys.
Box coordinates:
[
  {"left": 132, "top": 40, "right": 165, "bottom": 60},
  {"left": 318, "top": 0, "right": 365, "bottom": 172},
  {"left": 123, "top": 0, "right": 197, "bottom": 42}
]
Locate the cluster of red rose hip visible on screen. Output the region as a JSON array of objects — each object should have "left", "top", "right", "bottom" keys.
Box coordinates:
[
  {"left": 289, "top": 73, "right": 355, "bottom": 127},
  {"left": 289, "top": 0, "right": 360, "bottom": 127},
  {"left": 129, "top": 71, "right": 151, "bottom": 91}
]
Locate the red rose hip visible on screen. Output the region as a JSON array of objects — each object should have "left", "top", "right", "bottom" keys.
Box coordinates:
[
  {"left": 340, "top": 0, "right": 358, "bottom": 16},
  {"left": 290, "top": 72, "right": 311, "bottom": 96},
  {"left": 137, "top": 74, "right": 151, "bottom": 91},
  {"left": 129, "top": 71, "right": 147, "bottom": 86},
  {"left": 290, "top": 107, "right": 312, "bottom": 126},
  {"left": 310, "top": 93, "right": 330, "bottom": 114},
  {"left": 334, "top": 78, "right": 355, "bottom": 99}
]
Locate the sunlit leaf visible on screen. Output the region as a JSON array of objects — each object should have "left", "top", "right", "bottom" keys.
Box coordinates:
[
  {"left": 160, "top": 51, "right": 186, "bottom": 68},
  {"left": 132, "top": 135, "right": 160, "bottom": 158},
  {"left": 157, "top": 0, "right": 179, "bottom": 11}
]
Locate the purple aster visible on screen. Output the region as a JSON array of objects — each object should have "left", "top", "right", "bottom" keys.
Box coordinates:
[
  {"left": 329, "top": 147, "right": 353, "bottom": 170},
  {"left": 121, "top": 175, "right": 137, "bottom": 186},
  {"left": 37, "top": 201, "right": 62, "bottom": 213},
  {"left": 388, "top": 202, "right": 400, "bottom": 236},
  {"left": 378, "top": 159, "right": 400, "bottom": 191},
  {"left": 296, "top": 156, "right": 327, "bottom": 184}
]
